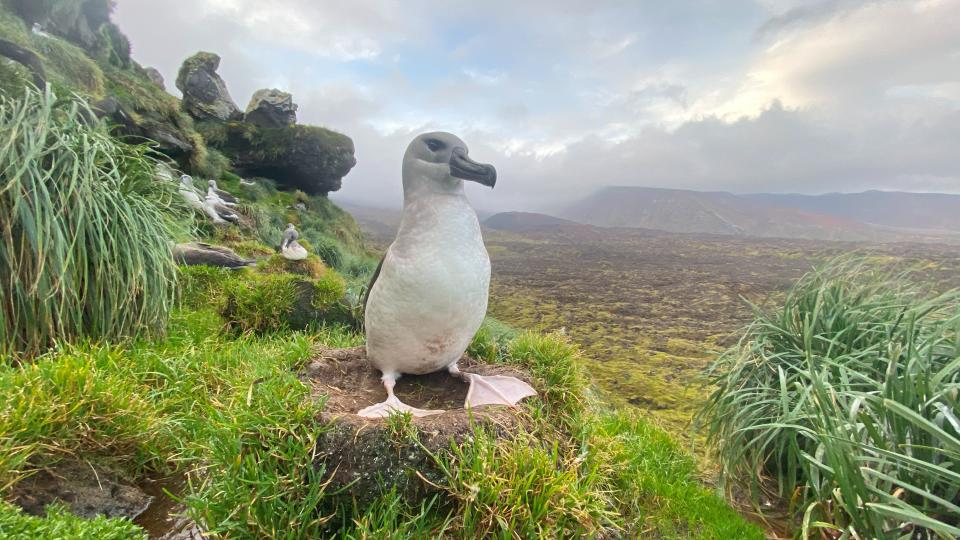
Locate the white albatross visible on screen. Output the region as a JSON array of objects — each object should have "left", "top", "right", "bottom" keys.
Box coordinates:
[
  {"left": 358, "top": 132, "right": 537, "bottom": 418},
  {"left": 280, "top": 223, "right": 308, "bottom": 260}
]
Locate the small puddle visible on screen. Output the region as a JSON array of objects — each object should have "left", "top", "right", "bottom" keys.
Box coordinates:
[{"left": 133, "top": 474, "right": 191, "bottom": 539}]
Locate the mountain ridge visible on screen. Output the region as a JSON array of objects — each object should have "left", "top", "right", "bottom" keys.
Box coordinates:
[{"left": 558, "top": 186, "right": 960, "bottom": 243}]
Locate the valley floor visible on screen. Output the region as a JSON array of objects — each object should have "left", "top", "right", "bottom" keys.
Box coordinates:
[{"left": 483, "top": 226, "right": 960, "bottom": 436}]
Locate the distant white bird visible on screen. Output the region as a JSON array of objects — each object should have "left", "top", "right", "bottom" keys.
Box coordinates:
[
  {"left": 177, "top": 174, "right": 206, "bottom": 212},
  {"left": 280, "top": 223, "right": 308, "bottom": 260},
  {"left": 205, "top": 188, "right": 240, "bottom": 223},
  {"left": 207, "top": 179, "right": 237, "bottom": 206},
  {"left": 358, "top": 132, "right": 536, "bottom": 418},
  {"left": 31, "top": 23, "right": 50, "bottom": 38},
  {"left": 239, "top": 178, "right": 256, "bottom": 186},
  {"left": 179, "top": 175, "right": 236, "bottom": 224}
]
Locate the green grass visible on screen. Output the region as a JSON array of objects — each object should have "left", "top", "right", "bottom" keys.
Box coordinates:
[
  {"left": 0, "top": 307, "right": 760, "bottom": 539},
  {"left": 697, "top": 257, "right": 960, "bottom": 538},
  {"left": 0, "top": 501, "right": 144, "bottom": 540},
  {"left": 0, "top": 88, "right": 184, "bottom": 360}
]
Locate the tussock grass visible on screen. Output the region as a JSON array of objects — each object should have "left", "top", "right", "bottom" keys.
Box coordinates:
[
  {"left": 0, "top": 88, "right": 183, "bottom": 360},
  {"left": 698, "top": 257, "right": 960, "bottom": 538}
]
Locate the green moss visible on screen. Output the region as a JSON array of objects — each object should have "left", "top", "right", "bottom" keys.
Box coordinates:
[
  {"left": 0, "top": 7, "right": 30, "bottom": 45},
  {"left": 217, "top": 268, "right": 347, "bottom": 333},
  {"left": 260, "top": 253, "right": 328, "bottom": 279},
  {"left": 0, "top": 501, "right": 145, "bottom": 540},
  {"left": 29, "top": 33, "right": 104, "bottom": 95}
]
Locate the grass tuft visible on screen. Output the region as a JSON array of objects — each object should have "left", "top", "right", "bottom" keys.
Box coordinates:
[
  {"left": 0, "top": 87, "right": 184, "bottom": 360},
  {"left": 698, "top": 256, "right": 960, "bottom": 537}
]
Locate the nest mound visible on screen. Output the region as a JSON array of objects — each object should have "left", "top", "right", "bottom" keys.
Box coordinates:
[{"left": 301, "top": 347, "right": 535, "bottom": 503}]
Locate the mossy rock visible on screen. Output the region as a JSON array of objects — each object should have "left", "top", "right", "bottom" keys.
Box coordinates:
[
  {"left": 302, "top": 347, "right": 534, "bottom": 505},
  {"left": 220, "top": 270, "right": 346, "bottom": 333},
  {"left": 260, "top": 253, "right": 328, "bottom": 279},
  {"left": 211, "top": 121, "right": 356, "bottom": 195}
]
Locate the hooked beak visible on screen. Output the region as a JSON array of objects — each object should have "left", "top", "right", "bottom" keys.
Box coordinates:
[{"left": 449, "top": 147, "right": 496, "bottom": 188}]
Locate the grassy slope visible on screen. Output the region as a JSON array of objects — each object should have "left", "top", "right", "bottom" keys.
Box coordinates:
[{"left": 0, "top": 303, "right": 761, "bottom": 538}]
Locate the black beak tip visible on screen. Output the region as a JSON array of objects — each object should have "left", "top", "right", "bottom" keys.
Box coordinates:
[{"left": 485, "top": 166, "right": 497, "bottom": 188}]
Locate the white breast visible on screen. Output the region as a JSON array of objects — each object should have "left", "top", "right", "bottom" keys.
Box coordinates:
[{"left": 365, "top": 194, "right": 490, "bottom": 376}]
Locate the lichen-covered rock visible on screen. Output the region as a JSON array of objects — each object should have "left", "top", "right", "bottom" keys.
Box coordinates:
[
  {"left": 245, "top": 88, "right": 297, "bottom": 128},
  {"left": 302, "top": 348, "right": 532, "bottom": 504},
  {"left": 144, "top": 67, "right": 164, "bottom": 88},
  {"left": 212, "top": 122, "right": 356, "bottom": 195},
  {"left": 175, "top": 52, "right": 242, "bottom": 122}
]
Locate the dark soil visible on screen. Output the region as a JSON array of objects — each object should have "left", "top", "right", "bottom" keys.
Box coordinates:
[
  {"left": 10, "top": 460, "right": 152, "bottom": 520},
  {"left": 301, "top": 347, "right": 535, "bottom": 503}
]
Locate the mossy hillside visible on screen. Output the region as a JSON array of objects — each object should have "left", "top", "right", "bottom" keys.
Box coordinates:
[{"left": 201, "top": 174, "right": 378, "bottom": 284}]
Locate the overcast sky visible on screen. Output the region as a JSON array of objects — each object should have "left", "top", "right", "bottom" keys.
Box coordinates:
[{"left": 114, "top": 0, "right": 960, "bottom": 212}]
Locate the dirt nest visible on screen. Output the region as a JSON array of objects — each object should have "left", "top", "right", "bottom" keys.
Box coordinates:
[{"left": 301, "top": 347, "right": 535, "bottom": 503}]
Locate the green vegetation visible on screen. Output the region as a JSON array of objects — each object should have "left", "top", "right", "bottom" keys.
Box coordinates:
[
  {"left": 0, "top": 308, "right": 762, "bottom": 538},
  {"left": 0, "top": 502, "right": 144, "bottom": 540},
  {"left": 698, "top": 258, "right": 960, "bottom": 538},
  {"left": 0, "top": 88, "right": 183, "bottom": 360}
]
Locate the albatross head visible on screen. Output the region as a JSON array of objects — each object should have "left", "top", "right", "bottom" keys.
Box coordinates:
[
  {"left": 208, "top": 179, "right": 217, "bottom": 189},
  {"left": 402, "top": 132, "right": 496, "bottom": 199}
]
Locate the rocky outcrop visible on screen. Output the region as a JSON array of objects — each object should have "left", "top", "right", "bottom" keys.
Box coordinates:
[
  {"left": 93, "top": 97, "right": 194, "bottom": 157},
  {"left": 176, "top": 52, "right": 242, "bottom": 122},
  {"left": 245, "top": 88, "right": 297, "bottom": 128},
  {"left": 210, "top": 122, "right": 356, "bottom": 195},
  {"left": 144, "top": 67, "right": 165, "bottom": 88}
]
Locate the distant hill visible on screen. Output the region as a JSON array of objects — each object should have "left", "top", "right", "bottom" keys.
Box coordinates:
[
  {"left": 559, "top": 186, "right": 960, "bottom": 243},
  {"left": 484, "top": 212, "right": 588, "bottom": 232},
  {"left": 744, "top": 191, "right": 960, "bottom": 233}
]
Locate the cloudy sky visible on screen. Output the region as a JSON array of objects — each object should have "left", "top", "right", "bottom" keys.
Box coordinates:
[{"left": 114, "top": 0, "right": 960, "bottom": 212}]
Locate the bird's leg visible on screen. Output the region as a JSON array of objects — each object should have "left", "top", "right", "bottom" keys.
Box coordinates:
[
  {"left": 356, "top": 372, "right": 445, "bottom": 418},
  {"left": 453, "top": 360, "right": 538, "bottom": 409}
]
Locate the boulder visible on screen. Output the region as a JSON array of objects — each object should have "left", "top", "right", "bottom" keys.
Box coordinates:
[
  {"left": 175, "top": 52, "right": 242, "bottom": 122},
  {"left": 144, "top": 67, "right": 165, "bottom": 88},
  {"left": 245, "top": 88, "right": 297, "bottom": 128},
  {"left": 214, "top": 122, "right": 356, "bottom": 195}
]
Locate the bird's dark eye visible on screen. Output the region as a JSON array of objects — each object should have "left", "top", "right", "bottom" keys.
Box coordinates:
[{"left": 425, "top": 139, "right": 444, "bottom": 152}]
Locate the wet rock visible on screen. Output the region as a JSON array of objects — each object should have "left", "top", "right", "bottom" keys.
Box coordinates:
[
  {"left": 302, "top": 347, "right": 532, "bottom": 504},
  {"left": 245, "top": 88, "right": 297, "bottom": 128},
  {"left": 10, "top": 461, "right": 152, "bottom": 520},
  {"left": 176, "top": 52, "right": 242, "bottom": 122},
  {"left": 145, "top": 66, "right": 165, "bottom": 88}
]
